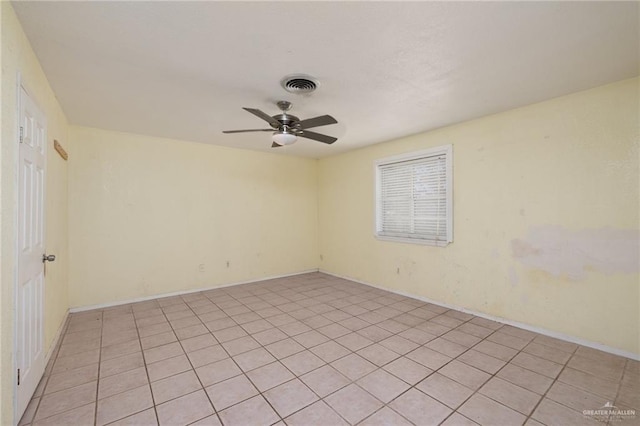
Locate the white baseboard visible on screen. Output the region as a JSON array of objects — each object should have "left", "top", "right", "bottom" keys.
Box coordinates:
[
  {"left": 44, "top": 309, "right": 69, "bottom": 368},
  {"left": 68, "top": 266, "right": 638, "bottom": 361},
  {"left": 69, "top": 269, "right": 320, "bottom": 313},
  {"left": 319, "top": 269, "right": 640, "bottom": 361}
]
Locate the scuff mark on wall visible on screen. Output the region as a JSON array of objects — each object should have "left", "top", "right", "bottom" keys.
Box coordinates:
[
  {"left": 512, "top": 226, "right": 640, "bottom": 280},
  {"left": 394, "top": 257, "right": 417, "bottom": 277}
]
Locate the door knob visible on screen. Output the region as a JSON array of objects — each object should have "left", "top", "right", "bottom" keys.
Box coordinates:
[{"left": 42, "top": 254, "right": 56, "bottom": 263}]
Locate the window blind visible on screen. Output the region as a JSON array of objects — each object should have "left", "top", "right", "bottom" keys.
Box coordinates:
[{"left": 378, "top": 154, "right": 448, "bottom": 242}]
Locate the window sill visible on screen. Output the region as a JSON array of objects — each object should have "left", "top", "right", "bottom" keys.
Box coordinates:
[{"left": 375, "top": 234, "right": 451, "bottom": 247}]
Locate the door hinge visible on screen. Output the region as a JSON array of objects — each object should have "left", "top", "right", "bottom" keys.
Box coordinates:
[
  {"left": 19, "top": 126, "right": 24, "bottom": 144},
  {"left": 17, "top": 368, "right": 20, "bottom": 386}
]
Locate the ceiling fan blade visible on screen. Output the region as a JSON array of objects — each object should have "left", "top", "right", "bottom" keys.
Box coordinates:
[
  {"left": 298, "top": 130, "right": 337, "bottom": 144},
  {"left": 243, "top": 107, "right": 281, "bottom": 127},
  {"left": 271, "top": 142, "right": 283, "bottom": 148},
  {"left": 222, "top": 129, "right": 273, "bottom": 134},
  {"left": 297, "top": 115, "right": 338, "bottom": 129}
]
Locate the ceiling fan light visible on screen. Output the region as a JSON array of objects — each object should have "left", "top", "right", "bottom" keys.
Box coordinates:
[{"left": 272, "top": 132, "right": 297, "bottom": 146}]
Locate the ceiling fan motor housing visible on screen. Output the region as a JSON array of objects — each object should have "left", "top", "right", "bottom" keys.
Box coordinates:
[
  {"left": 222, "top": 99, "right": 338, "bottom": 146},
  {"left": 271, "top": 114, "right": 300, "bottom": 130}
]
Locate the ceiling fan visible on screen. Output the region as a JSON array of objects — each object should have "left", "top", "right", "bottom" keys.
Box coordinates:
[{"left": 223, "top": 101, "right": 337, "bottom": 147}]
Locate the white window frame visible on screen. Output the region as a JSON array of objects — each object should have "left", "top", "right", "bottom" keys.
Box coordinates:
[{"left": 374, "top": 144, "right": 453, "bottom": 247}]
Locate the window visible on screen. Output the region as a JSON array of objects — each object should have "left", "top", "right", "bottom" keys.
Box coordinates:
[{"left": 375, "top": 145, "right": 452, "bottom": 246}]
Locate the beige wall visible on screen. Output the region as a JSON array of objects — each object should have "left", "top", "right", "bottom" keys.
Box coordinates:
[
  {"left": 67, "top": 126, "right": 319, "bottom": 308},
  {"left": 1, "top": 3, "right": 638, "bottom": 422},
  {"left": 318, "top": 78, "right": 640, "bottom": 356},
  {"left": 1, "top": 3, "right": 70, "bottom": 424}
]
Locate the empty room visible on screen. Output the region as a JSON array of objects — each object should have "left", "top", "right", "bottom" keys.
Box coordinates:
[{"left": 1, "top": 1, "right": 638, "bottom": 425}]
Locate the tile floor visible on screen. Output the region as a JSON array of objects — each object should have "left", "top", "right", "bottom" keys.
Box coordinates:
[{"left": 19, "top": 272, "right": 639, "bottom": 426}]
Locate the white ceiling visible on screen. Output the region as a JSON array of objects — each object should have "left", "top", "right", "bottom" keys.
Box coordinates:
[{"left": 12, "top": 1, "right": 639, "bottom": 158}]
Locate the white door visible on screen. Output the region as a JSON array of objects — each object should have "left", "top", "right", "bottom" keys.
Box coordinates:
[{"left": 16, "top": 86, "right": 47, "bottom": 419}]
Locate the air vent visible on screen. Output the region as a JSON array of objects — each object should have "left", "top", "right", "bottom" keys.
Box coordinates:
[{"left": 281, "top": 74, "right": 319, "bottom": 94}]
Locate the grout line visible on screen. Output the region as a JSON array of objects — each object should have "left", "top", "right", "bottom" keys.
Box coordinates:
[
  {"left": 22, "top": 365, "right": 49, "bottom": 424},
  {"left": 168, "top": 293, "right": 238, "bottom": 425},
  {"left": 34, "top": 273, "right": 637, "bottom": 426},
  {"left": 146, "top": 282, "right": 422, "bottom": 415},
  {"left": 606, "top": 358, "right": 627, "bottom": 426},
  {"left": 138, "top": 283, "right": 510, "bottom": 422},
  {"left": 26, "top": 316, "right": 91, "bottom": 425},
  {"left": 201, "top": 278, "right": 367, "bottom": 423},
  {"left": 233, "top": 281, "right": 429, "bottom": 424},
  {"left": 103, "top": 287, "right": 376, "bottom": 419},
  {"left": 26, "top": 315, "right": 69, "bottom": 425},
  {"left": 523, "top": 343, "right": 580, "bottom": 425},
  {"left": 131, "top": 306, "right": 161, "bottom": 426},
  {"left": 321, "top": 270, "right": 640, "bottom": 362},
  {"left": 304, "top": 283, "right": 566, "bottom": 424},
  {"left": 70, "top": 269, "right": 321, "bottom": 313},
  {"left": 93, "top": 310, "right": 104, "bottom": 425},
  {"left": 234, "top": 326, "right": 355, "bottom": 421}
]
